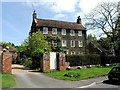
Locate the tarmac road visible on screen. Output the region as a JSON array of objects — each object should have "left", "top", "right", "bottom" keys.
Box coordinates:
[{"left": 12, "top": 64, "right": 114, "bottom": 88}]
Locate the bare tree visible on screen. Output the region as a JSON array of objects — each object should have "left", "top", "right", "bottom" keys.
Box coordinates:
[{"left": 85, "top": 2, "right": 120, "bottom": 56}]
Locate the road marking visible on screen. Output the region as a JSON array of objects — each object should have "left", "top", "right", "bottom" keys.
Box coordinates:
[{"left": 77, "top": 82, "right": 96, "bottom": 88}]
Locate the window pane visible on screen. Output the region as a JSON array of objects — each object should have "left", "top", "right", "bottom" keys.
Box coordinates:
[
  {"left": 52, "top": 28, "right": 57, "bottom": 34},
  {"left": 43, "top": 27, "right": 48, "bottom": 34},
  {"left": 78, "top": 31, "right": 82, "bottom": 36},
  {"left": 78, "top": 41, "right": 83, "bottom": 47},
  {"left": 62, "top": 29, "right": 66, "bottom": 35},
  {"left": 71, "top": 51, "right": 75, "bottom": 55},
  {"left": 62, "top": 40, "right": 66, "bottom": 47},
  {"left": 70, "top": 30, "right": 75, "bottom": 36},
  {"left": 71, "top": 40, "right": 75, "bottom": 47}
]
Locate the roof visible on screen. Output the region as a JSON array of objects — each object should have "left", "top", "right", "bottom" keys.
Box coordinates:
[
  {"left": 9, "top": 47, "right": 16, "bottom": 52},
  {"left": 87, "top": 41, "right": 107, "bottom": 53},
  {"left": 36, "top": 18, "right": 85, "bottom": 30}
]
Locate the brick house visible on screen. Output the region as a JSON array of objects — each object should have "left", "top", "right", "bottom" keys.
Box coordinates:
[{"left": 30, "top": 10, "right": 87, "bottom": 55}]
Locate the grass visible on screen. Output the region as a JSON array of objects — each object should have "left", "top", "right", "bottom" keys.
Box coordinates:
[
  {"left": 45, "top": 66, "right": 112, "bottom": 81},
  {"left": 0, "top": 73, "right": 16, "bottom": 88}
]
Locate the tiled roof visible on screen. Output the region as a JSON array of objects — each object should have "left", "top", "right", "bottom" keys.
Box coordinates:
[
  {"left": 36, "top": 18, "right": 85, "bottom": 30},
  {"left": 9, "top": 47, "right": 16, "bottom": 52}
]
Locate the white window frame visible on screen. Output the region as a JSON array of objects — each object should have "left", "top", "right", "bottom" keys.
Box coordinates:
[
  {"left": 78, "top": 40, "right": 83, "bottom": 47},
  {"left": 62, "top": 40, "right": 67, "bottom": 47},
  {"left": 52, "top": 28, "right": 57, "bottom": 35},
  {"left": 43, "top": 27, "right": 48, "bottom": 34},
  {"left": 61, "top": 29, "right": 66, "bottom": 35},
  {"left": 71, "top": 51, "right": 75, "bottom": 55},
  {"left": 70, "top": 30, "right": 75, "bottom": 36},
  {"left": 71, "top": 40, "right": 75, "bottom": 47},
  {"left": 66, "top": 50, "right": 69, "bottom": 54},
  {"left": 78, "top": 31, "right": 82, "bottom": 36},
  {"left": 53, "top": 42, "right": 57, "bottom": 47}
]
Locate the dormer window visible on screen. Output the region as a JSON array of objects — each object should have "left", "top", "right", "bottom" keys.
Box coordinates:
[
  {"left": 78, "top": 31, "right": 82, "bottom": 36},
  {"left": 52, "top": 28, "right": 57, "bottom": 35},
  {"left": 43, "top": 27, "right": 48, "bottom": 34},
  {"left": 70, "top": 30, "right": 75, "bottom": 36},
  {"left": 61, "top": 29, "right": 66, "bottom": 35}
]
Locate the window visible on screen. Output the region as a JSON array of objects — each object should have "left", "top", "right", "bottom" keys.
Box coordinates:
[
  {"left": 43, "top": 27, "right": 48, "bottom": 34},
  {"left": 70, "top": 30, "right": 75, "bottom": 36},
  {"left": 66, "top": 50, "right": 69, "bottom": 54},
  {"left": 53, "top": 42, "right": 57, "bottom": 47},
  {"left": 62, "top": 40, "right": 67, "bottom": 47},
  {"left": 71, "top": 51, "right": 75, "bottom": 55},
  {"left": 78, "top": 31, "right": 82, "bottom": 36},
  {"left": 78, "top": 41, "right": 83, "bottom": 47},
  {"left": 71, "top": 40, "right": 75, "bottom": 47},
  {"left": 52, "top": 28, "right": 57, "bottom": 34},
  {"left": 61, "top": 29, "right": 66, "bottom": 35}
]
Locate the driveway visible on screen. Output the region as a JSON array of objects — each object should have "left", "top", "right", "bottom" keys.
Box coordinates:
[{"left": 12, "top": 64, "right": 108, "bottom": 88}]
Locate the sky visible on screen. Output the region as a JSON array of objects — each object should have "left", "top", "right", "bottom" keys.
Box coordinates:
[{"left": 1, "top": 0, "right": 119, "bottom": 46}]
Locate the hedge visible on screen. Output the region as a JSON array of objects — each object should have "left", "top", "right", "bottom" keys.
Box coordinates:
[
  {"left": 66, "top": 54, "right": 120, "bottom": 66},
  {"left": 101, "top": 55, "right": 120, "bottom": 65},
  {"left": 66, "top": 54, "right": 100, "bottom": 66}
]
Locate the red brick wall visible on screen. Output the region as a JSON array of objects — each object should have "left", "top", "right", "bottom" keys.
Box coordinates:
[
  {"left": 2, "top": 52, "right": 12, "bottom": 73},
  {"left": 58, "top": 53, "right": 68, "bottom": 70},
  {"left": 41, "top": 53, "right": 50, "bottom": 72}
]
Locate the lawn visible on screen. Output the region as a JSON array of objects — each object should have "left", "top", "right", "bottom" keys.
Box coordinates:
[
  {"left": 0, "top": 73, "right": 16, "bottom": 88},
  {"left": 45, "top": 67, "right": 112, "bottom": 81}
]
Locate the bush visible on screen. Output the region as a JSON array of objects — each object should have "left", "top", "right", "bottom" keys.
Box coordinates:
[
  {"left": 64, "top": 72, "right": 80, "bottom": 78},
  {"left": 100, "top": 55, "right": 120, "bottom": 66},
  {"left": 66, "top": 54, "right": 100, "bottom": 66}
]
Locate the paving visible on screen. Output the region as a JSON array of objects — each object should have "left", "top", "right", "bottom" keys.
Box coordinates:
[{"left": 12, "top": 64, "right": 108, "bottom": 88}]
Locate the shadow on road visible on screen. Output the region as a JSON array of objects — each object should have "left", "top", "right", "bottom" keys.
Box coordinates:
[
  {"left": 29, "top": 70, "right": 41, "bottom": 73},
  {"left": 103, "top": 80, "right": 120, "bottom": 86}
]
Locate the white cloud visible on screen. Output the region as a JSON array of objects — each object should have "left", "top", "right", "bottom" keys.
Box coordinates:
[
  {"left": 54, "top": 13, "right": 67, "bottom": 20},
  {"left": 21, "top": 0, "right": 79, "bottom": 13},
  {"left": 79, "top": 0, "right": 120, "bottom": 14}
]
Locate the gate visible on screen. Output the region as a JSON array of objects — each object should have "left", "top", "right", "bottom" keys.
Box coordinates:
[{"left": 50, "top": 52, "right": 57, "bottom": 70}]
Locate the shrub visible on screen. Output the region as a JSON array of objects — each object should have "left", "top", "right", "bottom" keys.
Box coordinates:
[
  {"left": 66, "top": 54, "right": 100, "bottom": 66},
  {"left": 64, "top": 72, "right": 80, "bottom": 78}
]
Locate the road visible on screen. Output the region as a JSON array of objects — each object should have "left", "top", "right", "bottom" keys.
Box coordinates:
[
  {"left": 87, "top": 80, "right": 120, "bottom": 88},
  {"left": 12, "top": 64, "right": 120, "bottom": 88}
]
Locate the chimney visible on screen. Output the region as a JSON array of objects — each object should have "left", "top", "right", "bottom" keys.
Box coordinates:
[
  {"left": 33, "top": 10, "right": 37, "bottom": 19},
  {"left": 77, "top": 16, "right": 81, "bottom": 24}
]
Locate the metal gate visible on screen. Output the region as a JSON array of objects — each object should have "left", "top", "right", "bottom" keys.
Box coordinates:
[{"left": 50, "top": 52, "right": 57, "bottom": 70}]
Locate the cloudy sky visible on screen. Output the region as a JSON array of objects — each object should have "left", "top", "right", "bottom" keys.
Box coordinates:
[{"left": 1, "top": 0, "right": 119, "bottom": 45}]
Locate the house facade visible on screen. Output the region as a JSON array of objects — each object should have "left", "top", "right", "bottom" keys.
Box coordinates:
[{"left": 30, "top": 10, "right": 87, "bottom": 55}]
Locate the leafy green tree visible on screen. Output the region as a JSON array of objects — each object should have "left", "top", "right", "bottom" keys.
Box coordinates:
[
  {"left": 21, "top": 31, "right": 51, "bottom": 69},
  {"left": 85, "top": 2, "right": 119, "bottom": 56},
  {"left": 0, "top": 42, "right": 16, "bottom": 51},
  {"left": 22, "top": 31, "right": 51, "bottom": 57},
  {"left": 87, "top": 34, "right": 97, "bottom": 41}
]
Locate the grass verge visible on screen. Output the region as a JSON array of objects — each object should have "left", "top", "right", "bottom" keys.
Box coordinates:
[
  {"left": 45, "top": 67, "right": 112, "bottom": 81},
  {"left": 0, "top": 73, "right": 16, "bottom": 88}
]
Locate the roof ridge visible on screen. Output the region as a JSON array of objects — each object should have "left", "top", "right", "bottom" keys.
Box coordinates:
[{"left": 37, "top": 18, "right": 79, "bottom": 24}]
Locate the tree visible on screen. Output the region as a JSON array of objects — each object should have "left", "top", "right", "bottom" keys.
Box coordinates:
[
  {"left": 22, "top": 31, "right": 51, "bottom": 57},
  {"left": 85, "top": 2, "right": 120, "bottom": 56},
  {"left": 0, "top": 42, "right": 16, "bottom": 51},
  {"left": 87, "top": 34, "right": 97, "bottom": 41}
]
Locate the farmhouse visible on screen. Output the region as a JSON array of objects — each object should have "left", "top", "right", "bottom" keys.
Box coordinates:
[{"left": 30, "top": 10, "right": 87, "bottom": 55}]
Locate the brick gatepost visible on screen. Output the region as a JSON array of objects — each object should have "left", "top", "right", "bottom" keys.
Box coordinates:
[
  {"left": 2, "top": 52, "right": 12, "bottom": 73},
  {"left": 58, "top": 52, "right": 68, "bottom": 70},
  {"left": 40, "top": 53, "right": 50, "bottom": 72}
]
